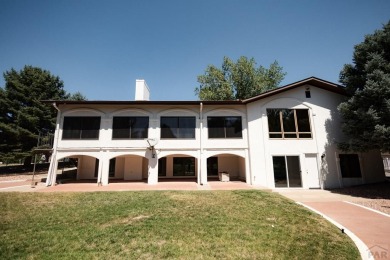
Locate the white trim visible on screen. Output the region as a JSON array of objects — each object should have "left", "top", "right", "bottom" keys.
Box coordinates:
[
  {"left": 158, "top": 108, "right": 198, "bottom": 117},
  {"left": 343, "top": 201, "right": 390, "bottom": 218},
  {"left": 111, "top": 108, "right": 152, "bottom": 117},
  {"left": 203, "top": 108, "right": 246, "bottom": 118},
  {"left": 62, "top": 108, "right": 105, "bottom": 117}
]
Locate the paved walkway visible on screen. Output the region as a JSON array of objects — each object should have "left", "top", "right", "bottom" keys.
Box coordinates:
[{"left": 276, "top": 189, "right": 390, "bottom": 260}]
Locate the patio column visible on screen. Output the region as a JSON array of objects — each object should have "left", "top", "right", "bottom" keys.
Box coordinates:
[
  {"left": 147, "top": 150, "right": 158, "bottom": 185},
  {"left": 245, "top": 149, "right": 251, "bottom": 185},
  {"left": 200, "top": 154, "right": 208, "bottom": 185},
  {"left": 100, "top": 158, "right": 109, "bottom": 186},
  {"left": 46, "top": 154, "right": 58, "bottom": 186}
]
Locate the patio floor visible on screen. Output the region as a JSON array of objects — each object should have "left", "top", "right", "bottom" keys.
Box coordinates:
[{"left": 37, "top": 180, "right": 258, "bottom": 192}]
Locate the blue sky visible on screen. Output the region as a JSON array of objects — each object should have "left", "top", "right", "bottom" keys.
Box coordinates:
[{"left": 0, "top": 0, "right": 389, "bottom": 101}]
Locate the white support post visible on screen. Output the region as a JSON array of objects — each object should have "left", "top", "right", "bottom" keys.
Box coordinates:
[
  {"left": 148, "top": 155, "right": 158, "bottom": 185},
  {"left": 200, "top": 153, "right": 208, "bottom": 185},
  {"left": 46, "top": 153, "right": 58, "bottom": 186},
  {"left": 100, "top": 159, "right": 109, "bottom": 186},
  {"left": 245, "top": 149, "right": 251, "bottom": 185}
]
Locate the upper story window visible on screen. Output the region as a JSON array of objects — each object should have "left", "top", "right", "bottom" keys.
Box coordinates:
[
  {"left": 267, "top": 109, "right": 311, "bottom": 139},
  {"left": 160, "top": 116, "right": 196, "bottom": 139},
  {"left": 62, "top": 116, "right": 101, "bottom": 140},
  {"left": 112, "top": 117, "right": 149, "bottom": 139},
  {"left": 207, "top": 116, "right": 242, "bottom": 138}
]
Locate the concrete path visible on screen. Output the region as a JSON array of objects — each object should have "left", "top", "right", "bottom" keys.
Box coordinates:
[{"left": 276, "top": 189, "right": 390, "bottom": 260}]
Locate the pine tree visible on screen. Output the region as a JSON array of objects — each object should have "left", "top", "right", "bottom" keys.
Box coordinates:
[
  {"left": 0, "top": 66, "right": 83, "bottom": 164},
  {"left": 338, "top": 21, "right": 390, "bottom": 152}
]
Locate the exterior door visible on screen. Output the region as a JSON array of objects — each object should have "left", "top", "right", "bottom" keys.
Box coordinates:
[
  {"left": 272, "top": 156, "right": 302, "bottom": 188},
  {"left": 305, "top": 154, "right": 320, "bottom": 188}
]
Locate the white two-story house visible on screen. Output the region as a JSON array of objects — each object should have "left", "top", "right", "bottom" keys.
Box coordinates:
[{"left": 45, "top": 77, "right": 386, "bottom": 189}]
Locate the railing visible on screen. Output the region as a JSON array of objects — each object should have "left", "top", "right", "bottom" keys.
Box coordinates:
[{"left": 35, "top": 133, "right": 54, "bottom": 149}]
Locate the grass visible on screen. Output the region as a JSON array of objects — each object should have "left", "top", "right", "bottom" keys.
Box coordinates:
[{"left": 0, "top": 190, "right": 359, "bottom": 259}]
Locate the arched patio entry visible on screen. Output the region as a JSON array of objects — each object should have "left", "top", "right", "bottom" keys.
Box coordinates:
[
  {"left": 206, "top": 153, "right": 247, "bottom": 182},
  {"left": 157, "top": 153, "right": 198, "bottom": 182},
  {"left": 51, "top": 154, "right": 100, "bottom": 184},
  {"left": 106, "top": 154, "right": 149, "bottom": 183}
]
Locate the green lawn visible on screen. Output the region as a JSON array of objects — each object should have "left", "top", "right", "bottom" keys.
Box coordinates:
[{"left": 0, "top": 190, "right": 359, "bottom": 259}]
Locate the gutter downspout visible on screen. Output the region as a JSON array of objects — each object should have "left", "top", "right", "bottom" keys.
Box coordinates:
[
  {"left": 310, "top": 110, "right": 324, "bottom": 189},
  {"left": 199, "top": 102, "right": 203, "bottom": 185},
  {"left": 47, "top": 102, "right": 61, "bottom": 186}
]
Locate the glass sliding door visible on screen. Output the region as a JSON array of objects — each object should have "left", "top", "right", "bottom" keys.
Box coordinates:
[
  {"left": 272, "top": 156, "right": 302, "bottom": 188},
  {"left": 173, "top": 157, "right": 195, "bottom": 176},
  {"left": 286, "top": 156, "right": 302, "bottom": 187},
  {"left": 273, "top": 156, "right": 288, "bottom": 187},
  {"left": 207, "top": 157, "right": 218, "bottom": 176}
]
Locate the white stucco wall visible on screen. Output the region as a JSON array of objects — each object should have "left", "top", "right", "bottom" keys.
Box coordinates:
[
  {"left": 47, "top": 82, "right": 385, "bottom": 188},
  {"left": 246, "top": 84, "right": 385, "bottom": 189}
]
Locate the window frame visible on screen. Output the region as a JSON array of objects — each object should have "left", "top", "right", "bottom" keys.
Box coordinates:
[
  {"left": 207, "top": 116, "right": 243, "bottom": 139},
  {"left": 160, "top": 116, "right": 196, "bottom": 139},
  {"left": 267, "top": 109, "right": 312, "bottom": 139},
  {"left": 112, "top": 116, "right": 149, "bottom": 140},
  {"left": 62, "top": 116, "right": 101, "bottom": 140}
]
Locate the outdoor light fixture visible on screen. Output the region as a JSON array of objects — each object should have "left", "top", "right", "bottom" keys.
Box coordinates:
[{"left": 146, "top": 138, "right": 159, "bottom": 159}]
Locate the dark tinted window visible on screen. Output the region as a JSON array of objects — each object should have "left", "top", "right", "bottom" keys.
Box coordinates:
[
  {"left": 112, "top": 117, "right": 149, "bottom": 139},
  {"left": 208, "top": 116, "right": 242, "bottom": 138},
  {"left": 339, "top": 154, "right": 362, "bottom": 178},
  {"left": 173, "top": 157, "right": 195, "bottom": 176},
  {"left": 267, "top": 109, "right": 311, "bottom": 139},
  {"left": 62, "top": 117, "right": 101, "bottom": 139},
  {"left": 161, "top": 117, "right": 195, "bottom": 139}
]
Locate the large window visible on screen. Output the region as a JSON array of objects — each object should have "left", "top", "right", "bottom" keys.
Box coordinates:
[
  {"left": 62, "top": 116, "right": 101, "bottom": 140},
  {"left": 112, "top": 117, "right": 149, "bottom": 139},
  {"left": 208, "top": 116, "right": 242, "bottom": 138},
  {"left": 161, "top": 117, "right": 195, "bottom": 139},
  {"left": 173, "top": 157, "right": 195, "bottom": 176},
  {"left": 267, "top": 109, "right": 311, "bottom": 139},
  {"left": 339, "top": 154, "right": 362, "bottom": 178}
]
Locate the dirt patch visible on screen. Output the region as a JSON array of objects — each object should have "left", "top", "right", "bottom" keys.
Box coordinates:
[
  {"left": 0, "top": 173, "right": 47, "bottom": 182},
  {"left": 101, "top": 214, "right": 152, "bottom": 228}
]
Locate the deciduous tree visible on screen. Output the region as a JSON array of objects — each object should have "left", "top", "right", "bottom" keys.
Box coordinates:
[{"left": 195, "top": 56, "right": 286, "bottom": 100}]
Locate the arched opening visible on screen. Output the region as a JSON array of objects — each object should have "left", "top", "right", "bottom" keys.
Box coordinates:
[
  {"left": 107, "top": 155, "right": 149, "bottom": 183},
  {"left": 157, "top": 154, "right": 198, "bottom": 182},
  {"left": 55, "top": 155, "right": 99, "bottom": 183},
  {"left": 206, "top": 154, "right": 246, "bottom": 182}
]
